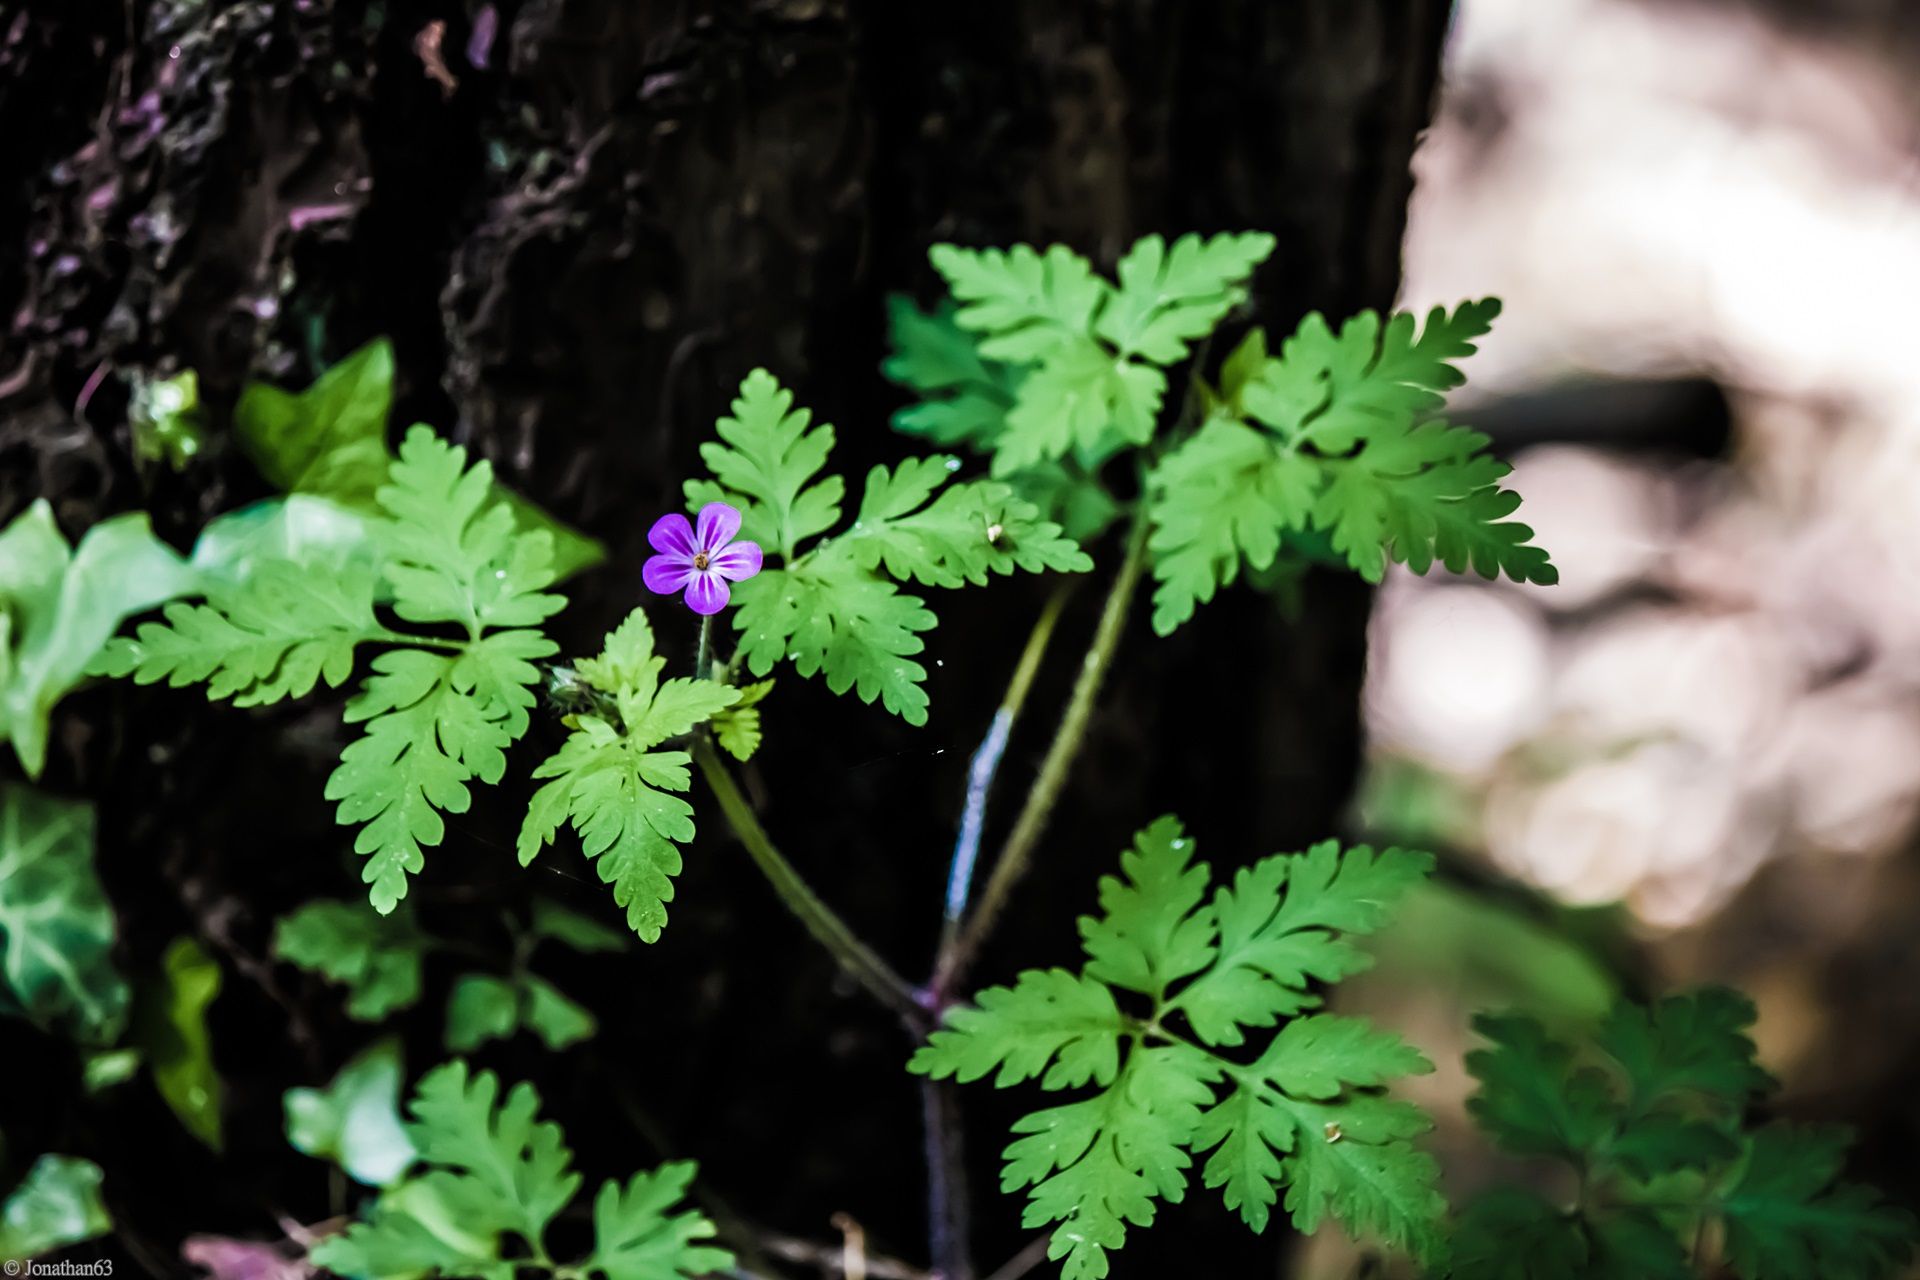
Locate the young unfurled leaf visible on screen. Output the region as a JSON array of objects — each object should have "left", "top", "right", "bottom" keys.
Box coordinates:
[
  {"left": 913, "top": 816, "right": 1442, "bottom": 1275},
  {"left": 709, "top": 678, "right": 774, "bottom": 762},
  {"left": 284, "top": 1038, "right": 417, "bottom": 1188},
  {"left": 519, "top": 609, "right": 737, "bottom": 941},
  {"left": 311, "top": 1062, "right": 729, "bottom": 1280},
  {"left": 0, "top": 786, "right": 127, "bottom": 1045},
  {"left": 274, "top": 899, "right": 433, "bottom": 1020},
  {"left": 691, "top": 371, "right": 1088, "bottom": 725},
  {"left": 1, "top": 501, "right": 199, "bottom": 777}
]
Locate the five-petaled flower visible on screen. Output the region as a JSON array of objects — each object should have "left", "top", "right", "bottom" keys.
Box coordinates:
[{"left": 643, "top": 502, "right": 763, "bottom": 615}]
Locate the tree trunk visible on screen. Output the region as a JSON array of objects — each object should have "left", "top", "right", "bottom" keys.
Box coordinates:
[{"left": 0, "top": 0, "right": 1449, "bottom": 1272}]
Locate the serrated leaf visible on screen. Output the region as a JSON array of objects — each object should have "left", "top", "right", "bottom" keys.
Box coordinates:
[
  {"left": 587, "top": 1161, "right": 733, "bottom": 1280},
  {"left": 1097, "top": 232, "right": 1276, "bottom": 364},
  {"left": 529, "top": 899, "right": 627, "bottom": 954},
  {"left": 911, "top": 969, "right": 1126, "bottom": 1090},
  {"left": 730, "top": 561, "right": 935, "bottom": 725},
  {"left": 1447, "top": 1188, "right": 1590, "bottom": 1280},
  {"left": 685, "top": 368, "right": 843, "bottom": 559},
  {"left": 1, "top": 501, "right": 199, "bottom": 777},
  {"left": 406, "top": 1062, "right": 580, "bottom": 1249},
  {"left": 1599, "top": 986, "right": 1774, "bottom": 1110},
  {"left": 996, "top": 340, "right": 1165, "bottom": 476},
  {"left": 1721, "top": 1125, "right": 1917, "bottom": 1280},
  {"left": 1078, "top": 815, "right": 1216, "bottom": 999},
  {"left": 285, "top": 1037, "right": 417, "bottom": 1187},
  {"left": 519, "top": 609, "right": 735, "bottom": 940},
  {"left": 710, "top": 678, "right": 773, "bottom": 762},
  {"left": 0, "top": 786, "right": 126, "bottom": 1044},
  {"left": 274, "top": 898, "right": 433, "bottom": 1020},
  {"left": 1465, "top": 1012, "right": 1617, "bottom": 1162},
  {"left": 444, "top": 974, "right": 522, "bottom": 1053},
  {"left": 843, "top": 463, "right": 1092, "bottom": 589},
  {"left": 930, "top": 243, "right": 1109, "bottom": 363},
  {"left": 882, "top": 296, "right": 1022, "bottom": 451}
]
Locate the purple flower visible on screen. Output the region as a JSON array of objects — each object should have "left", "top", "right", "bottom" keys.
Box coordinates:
[{"left": 643, "top": 502, "right": 763, "bottom": 615}]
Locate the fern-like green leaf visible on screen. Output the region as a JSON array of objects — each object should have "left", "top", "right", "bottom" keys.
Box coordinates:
[
  {"left": 685, "top": 368, "right": 843, "bottom": 560},
  {"left": 518, "top": 609, "right": 737, "bottom": 941},
  {"left": 1097, "top": 232, "right": 1276, "bottom": 363},
  {"left": 273, "top": 899, "right": 433, "bottom": 1020}
]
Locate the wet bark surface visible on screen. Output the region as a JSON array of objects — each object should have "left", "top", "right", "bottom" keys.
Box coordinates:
[{"left": 0, "top": 1, "right": 1448, "bottom": 1272}]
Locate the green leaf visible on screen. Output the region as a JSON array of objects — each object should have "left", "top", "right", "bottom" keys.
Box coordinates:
[
  {"left": 911, "top": 969, "right": 1127, "bottom": 1090},
  {"left": 1599, "top": 986, "right": 1774, "bottom": 1110},
  {"left": 518, "top": 609, "right": 737, "bottom": 940},
  {"left": 915, "top": 817, "right": 1442, "bottom": 1273},
  {"left": 0, "top": 501, "right": 199, "bottom": 777},
  {"left": 233, "top": 339, "right": 605, "bottom": 579},
  {"left": 1096, "top": 232, "right": 1275, "bottom": 363},
  {"left": 326, "top": 428, "right": 564, "bottom": 912},
  {"left": 133, "top": 936, "right": 224, "bottom": 1150},
  {"left": 1465, "top": 1012, "right": 1616, "bottom": 1162},
  {"left": 93, "top": 558, "right": 380, "bottom": 706},
  {"left": 519, "top": 975, "right": 596, "bottom": 1051},
  {"left": 1447, "top": 1188, "right": 1589, "bottom": 1280},
  {"left": 0, "top": 786, "right": 127, "bottom": 1044},
  {"left": 995, "top": 339, "right": 1165, "bottom": 475},
  {"left": 0, "top": 1155, "right": 110, "bottom": 1260},
  {"left": 1170, "top": 841, "right": 1431, "bottom": 1048},
  {"left": 684, "top": 368, "right": 843, "bottom": 560},
  {"left": 1146, "top": 419, "right": 1315, "bottom": 635},
  {"left": 407, "top": 1062, "right": 579, "bottom": 1250},
  {"left": 841, "top": 462, "right": 1092, "bottom": 588},
  {"left": 730, "top": 559, "right": 937, "bottom": 725},
  {"left": 587, "top": 1161, "right": 734, "bottom": 1280},
  {"left": 529, "top": 899, "right": 627, "bottom": 954},
  {"left": 189, "top": 494, "right": 384, "bottom": 589},
  {"left": 285, "top": 1037, "right": 417, "bottom": 1187},
  {"left": 881, "top": 296, "right": 1021, "bottom": 451},
  {"left": 444, "top": 975, "right": 522, "bottom": 1053},
  {"left": 236, "top": 337, "right": 397, "bottom": 502},
  {"left": 1721, "top": 1126, "right": 1917, "bottom": 1280},
  {"left": 929, "top": 243, "right": 1109, "bottom": 363},
  {"left": 274, "top": 899, "right": 432, "bottom": 1020},
  {"left": 1078, "top": 815, "right": 1216, "bottom": 1000},
  {"left": 710, "top": 678, "right": 773, "bottom": 762},
  {"left": 130, "top": 368, "right": 208, "bottom": 471}
]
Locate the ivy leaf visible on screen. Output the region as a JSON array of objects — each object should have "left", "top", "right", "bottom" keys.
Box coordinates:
[
  {"left": 0, "top": 1155, "right": 110, "bottom": 1260},
  {"left": 1078, "top": 815, "right": 1216, "bottom": 1000},
  {"left": 236, "top": 337, "right": 397, "bottom": 502},
  {"left": 0, "top": 786, "right": 127, "bottom": 1044},
  {"left": 586, "top": 1161, "right": 734, "bottom": 1280},
  {"left": 285, "top": 1037, "right": 417, "bottom": 1187},
  {"left": 881, "top": 296, "right": 1021, "bottom": 450},
  {"left": 0, "top": 501, "right": 199, "bottom": 778},
  {"left": 189, "top": 494, "right": 383, "bottom": 590},
  {"left": 234, "top": 339, "right": 604, "bottom": 578},
  {"left": 1721, "top": 1126, "right": 1918, "bottom": 1280},
  {"left": 132, "top": 937, "right": 224, "bottom": 1150},
  {"left": 911, "top": 969, "right": 1127, "bottom": 1090},
  {"left": 274, "top": 898, "right": 433, "bottom": 1020},
  {"left": 684, "top": 368, "right": 843, "bottom": 560},
  {"left": 518, "top": 609, "right": 737, "bottom": 941},
  {"left": 1096, "top": 232, "right": 1276, "bottom": 363}
]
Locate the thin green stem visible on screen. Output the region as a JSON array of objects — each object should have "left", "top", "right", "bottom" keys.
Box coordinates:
[
  {"left": 695, "top": 740, "right": 923, "bottom": 1026},
  {"left": 370, "top": 628, "right": 467, "bottom": 652},
  {"left": 938, "top": 510, "right": 1150, "bottom": 991},
  {"left": 695, "top": 614, "right": 714, "bottom": 682},
  {"left": 931, "top": 582, "right": 1073, "bottom": 971}
]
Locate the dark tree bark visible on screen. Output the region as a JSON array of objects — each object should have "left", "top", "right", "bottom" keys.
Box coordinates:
[{"left": 0, "top": 1, "right": 1450, "bottom": 1273}]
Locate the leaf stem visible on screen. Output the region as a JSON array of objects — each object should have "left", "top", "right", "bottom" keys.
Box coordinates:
[
  {"left": 695, "top": 614, "right": 713, "bottom": 682},
  {"left": 695, "top": 740, "right": 923, "bottom": 1026},
  {"left": 937, "top": 511, "right": 1149, "bottom": 993},
  {"left": 932, "top": 583, "right": 1072, "bottom": 964}
]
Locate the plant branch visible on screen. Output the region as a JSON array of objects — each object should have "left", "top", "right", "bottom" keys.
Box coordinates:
[
  {"left": 932, "top": 583, "right": 1072, "bottom": 965},
  {"left": 696, "top": 740, "right": 923, "bottom": 1026},
  {"left": 919, "top": 1078, "right": 973, "bottom": 1280},
  {"left": 979, "top": 1237, "right": 1052, "bottom": 1280},
  {"left": 937, "top": 510, "right": 1149, "bottom": 993}
]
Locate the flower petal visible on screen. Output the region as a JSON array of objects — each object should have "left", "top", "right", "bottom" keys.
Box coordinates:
[
  {"left": 707, "top": 540, "right": 763, "bottom": 582},
  {"left": 643, "top": 554, "right": 694, "bottom": 596},
  {"left": 696, "top": 501, "right": 742, "bottom": 552},
  {"left": 648, "top": 512, "right": 697, "bottom": 556},
  {"left": 683, "top": 571, "right": 730, "bottom": 615}
]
